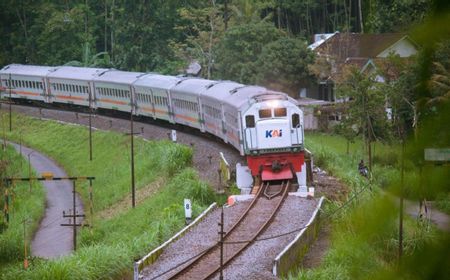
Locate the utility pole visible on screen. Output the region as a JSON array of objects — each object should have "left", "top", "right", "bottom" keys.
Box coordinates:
[
  {"left": 131, "top": 106, "right": 135, "bottom": 208},
  {"left": 88, "top": 88, "right": 93, "bottom": 161},
  {"left": 218, "top": 206, "right": 225, "bottom": 280},
  {"left": 8, "top": 73, "right": 12, "bottom": 132},
  {"left": 4, "top": 180, "right": 10, "bottom": 224},
  {"left": 127, "top": 89, "right": 141, "bottom": 208},
  {"left": 61, "top": 181, "right": 87, "bottom": 251},
  {"left": 3, "top": 176, "right": 94, "bottom": 237},
  {"left": 22, "top": 218, "right": 29, "bottom": 269},
  {"left": 27, "top": 151, "right": 35, "bottom": 192},
  {"left": 399, "top": 140, "right": 405, "bottom": 260}
]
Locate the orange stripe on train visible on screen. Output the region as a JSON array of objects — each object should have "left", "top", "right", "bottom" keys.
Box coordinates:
[
  {"left": 54, "top": 95, "right": 85, "bottom": 101},
  {"left": 98, "top": 98, "right": 128, "bottom": 106}
]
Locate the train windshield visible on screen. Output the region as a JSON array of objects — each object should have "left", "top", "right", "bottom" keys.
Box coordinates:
[
  {"left": 274, "top": 108, "right": 287, "bottom": 117},
  {"left": 258, "top": 109, "right": 272, "bottom": 118}
]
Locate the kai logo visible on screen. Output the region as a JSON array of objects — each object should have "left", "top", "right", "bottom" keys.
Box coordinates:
[{"left": 265, "top": 129, "right": 283, "bottom": 138}]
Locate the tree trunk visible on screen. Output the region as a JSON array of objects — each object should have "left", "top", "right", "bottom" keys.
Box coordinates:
[
  {"left": 104, "top": 0, "right": 108, "bottom": 53},
  {"left": 111, "top": 0, "right": 115, "bottom": 62},
  {"left": 358, "top": 0, "right": 364, "bottom": 33}
]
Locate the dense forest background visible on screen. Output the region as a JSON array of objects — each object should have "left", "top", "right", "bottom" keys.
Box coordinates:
[{"left": 0, "top": 0, "right": 431, "bottom": 80}]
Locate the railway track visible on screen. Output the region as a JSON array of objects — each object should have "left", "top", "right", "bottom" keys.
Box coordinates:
[{"left": 167, "top": 181, "right": 290, "bottom": 280}]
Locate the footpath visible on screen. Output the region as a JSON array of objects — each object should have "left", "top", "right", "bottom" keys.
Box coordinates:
[{"left": 10, "top": 143, "right": 84, "bottom": 258}]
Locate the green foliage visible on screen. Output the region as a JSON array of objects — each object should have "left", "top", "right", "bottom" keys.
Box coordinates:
[
  {"left": 170, "top": 168, "right": 216, "bottom": 206},
  {"left": 365, "top": 0, "right": 431, "bottom": 33},
  {"left": 159, "top": 143, "right": 193, "bottom": 176},
  {"left": 215, "top": 22, "right": 283, "bottom": 83},
  {"left": 0, "top": 0, "right": 433, "bottom": 70},
  {"left": 297, "top": 132, "right": 442, "bottom": 280},
  {"left": 254, "top": 37, "right": 314, "bottom": 95},
  {"left": 0, "top": 146, "right": 45, "bottom": 264},
  {"left": 1, "top": 113, "right": 215, "bottom": 279}
]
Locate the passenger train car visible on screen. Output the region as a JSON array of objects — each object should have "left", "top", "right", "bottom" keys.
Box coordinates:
[{"left": 0, "top": 64, "right": 305, "bottom": 186}]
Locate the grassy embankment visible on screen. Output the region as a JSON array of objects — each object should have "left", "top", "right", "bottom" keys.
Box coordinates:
[
  {"left": 0, "top": 146, "right": 45, "bottom": 266},
  {"left": 287, "top": 132, "right": 444, "bottom": 280},
  {"left": 0, "top": 112, "right": 217, "bottom": 279}
]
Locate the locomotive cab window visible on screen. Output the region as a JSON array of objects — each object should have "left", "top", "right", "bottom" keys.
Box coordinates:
[
  {"left": 292, "top": 113, "right": 300, "bottom": 128},
  {"left": 259, "top": 109, "right": 271, "bottom": 118},
  {"left": 274, "top": 108, "right": 287, "bottom": 117},
  {"left": 245, "top": 115, "right": 255, "bottom": 128}
]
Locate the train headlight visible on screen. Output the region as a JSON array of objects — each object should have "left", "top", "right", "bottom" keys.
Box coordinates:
[{"left": 267, "top": 100, "right": 279, "bottom": 108}]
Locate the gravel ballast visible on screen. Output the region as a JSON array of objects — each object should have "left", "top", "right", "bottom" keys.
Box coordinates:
[{"left": 141, "top": 196, "right": 319, "bottom": 280}]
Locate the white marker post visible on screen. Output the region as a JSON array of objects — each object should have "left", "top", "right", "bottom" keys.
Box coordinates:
[
  {"left": 184, "top": 199, "right": 192, "bottom": 225},
  {"left": 171, "top": 130, "right": 177, "bottom": 142}
]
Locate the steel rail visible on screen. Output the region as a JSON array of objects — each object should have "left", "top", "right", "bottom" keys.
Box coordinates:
[
  {"left": 203, "top": 181, "right": 290, "bottom": 280},
  {"left": 168, "top": 181, "right": 290, "bottom": 280},
  {"left": 166, "top": 182, "right": 266, "bottom": 279}
]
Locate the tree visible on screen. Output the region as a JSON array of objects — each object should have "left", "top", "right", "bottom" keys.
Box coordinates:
[
  {"left": 254, "top": 37, "right": 314, "bottom": 95},
  {"left": 170, "top": 1, "right": 225, "bottom": 78},
  {"left": 336, "top": 66, "right": 391, "bottom": 169},
  {"left": 215, "top": 21, "right": 283, "bottom": 83}
]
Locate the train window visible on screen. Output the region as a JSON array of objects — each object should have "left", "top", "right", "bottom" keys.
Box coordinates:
[
  {"left": 245, "top": 115, "right": 255, "bottom": 128},
  {"left": 259, "top": 109, "right": 271, "bottom": 118},
  {"left": 274, "top": 108, "right": 287, "bottom": 117},
  {"left": 292, "top": 113, "right": 300, "bottom": 128}
]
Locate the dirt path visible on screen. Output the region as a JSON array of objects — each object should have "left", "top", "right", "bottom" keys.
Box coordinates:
[
  {"left": 10, "top": 143, "right": 83, "bottom": 259},
  {"left": 404, "top": 199, "right": 450, "bottom": 232}
]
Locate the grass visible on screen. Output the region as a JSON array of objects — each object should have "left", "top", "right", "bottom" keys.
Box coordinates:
[
  {"left": 0, "top": 146, "right": 45, "bottom": 266},
  {"left": 289, "top": 132, "right": 444, "bottom": 280},
  {"left": 0, "top": 112, "right": 218, "bottom": 279}
]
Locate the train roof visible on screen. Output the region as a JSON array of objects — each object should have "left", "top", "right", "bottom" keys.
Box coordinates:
[
  {"left": 202, "top": 80, "right": 243, "bottom": 100},
  {"left": 47, "top": 66, "right": 108, "bottom": 80},
  {"left": 0, "top": 64, "right": 57, "bottom": 77},
  {"left": 224, "top": 85, "right": 269, "bottom": 107},
  {"left": 171, "top": 77, "right": 217, "bottom": 96},
  {"left": 93, "top": 69, "right": 145, "bottom": 85},
  {"left": 133, "top": 74, "right": 181, "bottom": 90}
]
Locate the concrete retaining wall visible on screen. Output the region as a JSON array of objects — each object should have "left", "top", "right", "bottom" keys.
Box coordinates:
[
  {"left": 134, "top": 202, "right": 217, "bottom": 280},
  {"left": 272, "top": 196, "right": 325, "bottom": 277}
]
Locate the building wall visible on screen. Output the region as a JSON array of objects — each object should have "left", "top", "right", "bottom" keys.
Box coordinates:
[
  {"left": 377, "top": 39, "right": 418, "bottom": 58},
  {"left": 305, "top": 82, "right": 334, "bottom": 101}
]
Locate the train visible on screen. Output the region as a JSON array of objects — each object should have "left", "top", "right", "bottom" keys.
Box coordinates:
[{"left": 0, "top": 64, "right": 306, "bottom": 189}]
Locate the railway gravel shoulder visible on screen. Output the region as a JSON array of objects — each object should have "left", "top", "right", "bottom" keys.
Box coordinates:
[{"left": 141, "top": 196, "right": 319, "bottom": 280}]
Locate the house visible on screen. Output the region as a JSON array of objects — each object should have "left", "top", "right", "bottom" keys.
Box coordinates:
[{"left": 304, "top": 32, "right": 419, "bottom": 101}]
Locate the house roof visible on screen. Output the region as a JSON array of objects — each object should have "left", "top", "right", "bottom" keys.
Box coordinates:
[
  {"left": 311, "top": 32, "right": 418, "bottom": 82},
  {"left": 314, "top": 33, "right": 410, "bottom": 63}
]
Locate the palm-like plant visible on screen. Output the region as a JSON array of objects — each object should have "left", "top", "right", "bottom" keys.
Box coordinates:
[{"left": 426, "top": 61, "right": 450, "bottom": 105}]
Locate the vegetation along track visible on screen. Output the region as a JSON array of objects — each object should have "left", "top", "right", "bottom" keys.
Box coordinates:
[{"left": 167, "top": 181, "right": 290, "bottom": 280}]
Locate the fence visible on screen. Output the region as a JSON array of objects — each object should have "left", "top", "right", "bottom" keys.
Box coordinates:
[
  {"left": 272, "top": 196, "right": 325, "bottom": 277},
  {"left": 133, "top": 202, "right": 217, "bottom": 280}
]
